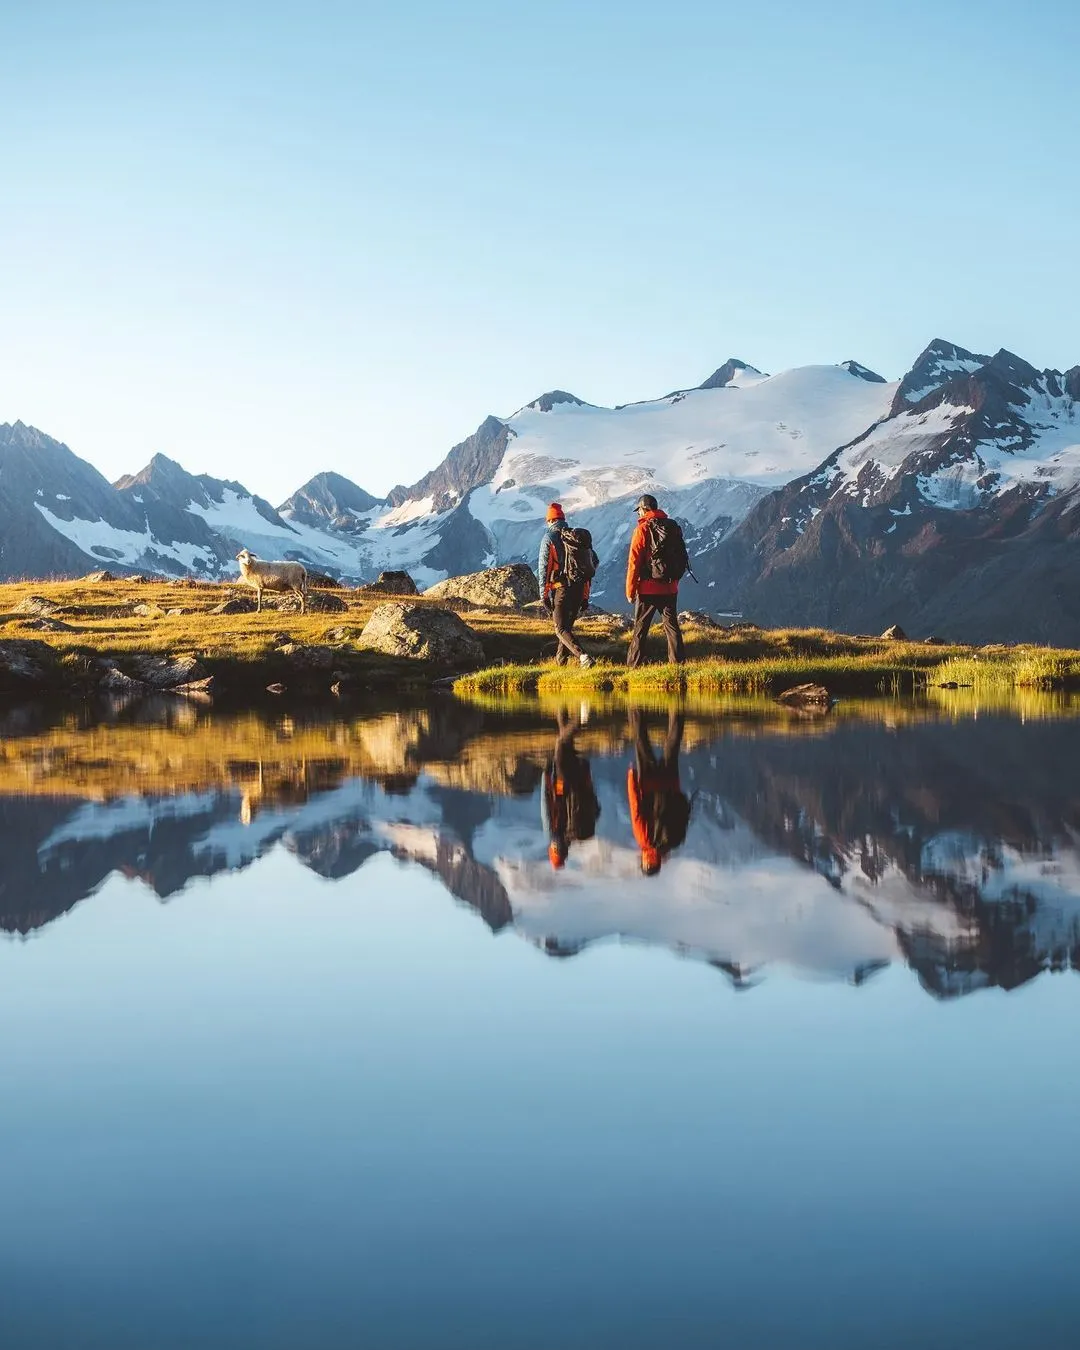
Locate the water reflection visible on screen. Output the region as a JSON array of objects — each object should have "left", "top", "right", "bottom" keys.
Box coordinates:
[{"left": 2, "top": 695, "right": 1079, "bottom": 998}]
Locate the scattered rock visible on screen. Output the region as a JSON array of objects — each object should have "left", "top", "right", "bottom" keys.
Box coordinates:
[
  {"left": 923, "top": 635, "right": 945, "bottom": 645},
  {"left": 361, "top": 570, "right": 419, "bottom": 596},
  {"left": 99, "top": 663, "right": 149, "bottom": 692},
  {"left": 13, "top": 595, "right": 62, "bottom": 617},
  {"left": 173, "top": 676, "right": 215, "bottom": 700},
  {"left": 307, "top": 570, "right": 344, "bottom": 589},
  {"left": 266, "top": 682, "right": 286, "bottom": 694},
  {"left": 423, "top": 564, "right": 539, "bottom": 610},
  {"left": 679, "top": 610, "right": 724, "bottom": 629},
  {"left": 324, "top": 626, "right": 361, "bottom": 644},
  {"left": 20, "top": 617, "right": 76, "bottom": 633},
  {"left": 880, "top": 624, "right": 907, "bottom": 640},
  {"left": 165, "top": 608, "right": 187, "bottom": 616},
  {"left": 275, "top": 642, "right": 337, "bottom": 670},
  {"left": 132, "top": 602, "right": 168, "bottom": 618},
  {"left": 277, "top": 589, "right": 348, "bottom": 613},
  {"left": 82, "top": 570, "right": 117, "bottom": 583},
  {"left": 0, "top": 640, "right": 57, "bottom": 687},
  {"left": 776, "top": 683, "right": 832, "bottom": 708},
  {"left": 357, "top": 602, "right": 485, "bottom": 665},
  {"left": 209, "top": 596, "right": 257, "bottom": 615},
  {"left": 129, "top": 654, "right": 208, "bottom": 688}
]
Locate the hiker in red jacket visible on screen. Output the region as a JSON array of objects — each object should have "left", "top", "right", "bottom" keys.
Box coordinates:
[
  {"left": 626, "top": 708, "right": 689, "bottom": 876},
  {"left": 625, "top": 494, "right": 686, "bottom": 668}
]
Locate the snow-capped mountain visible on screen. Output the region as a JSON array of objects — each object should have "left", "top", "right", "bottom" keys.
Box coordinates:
[
  {"left": 708, "top": 340, "right": 1080, "bottom": 641},
  {"left": 5, "top": 337, "right": 1080, "bottom": 639}
]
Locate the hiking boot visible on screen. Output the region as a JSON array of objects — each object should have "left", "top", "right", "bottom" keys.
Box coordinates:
[{"left": 579, "top": 653, "right": 593, "bottom": 669}]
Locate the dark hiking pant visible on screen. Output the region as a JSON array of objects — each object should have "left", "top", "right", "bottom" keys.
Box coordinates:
[
  {"left": 629, "top": 708, "right": 685, "bottom": 780},
  {"left": 627, "top": 594, "right": 684, "bottom": 667},
  {"left": 553, "top": 584, "right": 586, "bottom": 664}
]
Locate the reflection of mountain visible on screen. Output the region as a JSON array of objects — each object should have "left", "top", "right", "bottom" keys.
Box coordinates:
[{"left": 3, "top": 705, "right": 1080, "bottom": 1000}]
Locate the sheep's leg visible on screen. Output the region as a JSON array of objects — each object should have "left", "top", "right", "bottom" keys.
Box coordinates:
[
  {"left": 298, "top": 585, "right": 305, "bottom": 615},
  {"left": 256, "top": 588, "right": 262, "bottom": 613}
]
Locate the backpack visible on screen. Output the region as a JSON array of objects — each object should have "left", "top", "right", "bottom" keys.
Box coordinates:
[
  {"left": 647, "top": 517, "right": 690, "bottom": 583},
  {"left": 649, "top": 788, "right": 691, "bottom": 852},
  {"left": 560, "top": 526, "right": 599, "bottom": 586}
]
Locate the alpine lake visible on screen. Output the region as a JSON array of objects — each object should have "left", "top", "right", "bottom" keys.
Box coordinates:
[{"left": 2, "top": 685, "right": 1079, "bottom": 1350}]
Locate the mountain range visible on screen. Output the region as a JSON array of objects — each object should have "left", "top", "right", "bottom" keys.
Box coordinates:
[{"left": 3, "top": 336, "right": 1079, "bottom": 641}]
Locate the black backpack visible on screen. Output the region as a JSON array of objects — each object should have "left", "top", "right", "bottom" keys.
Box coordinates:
[
  {"left": 649, "top": 789, "right": 691, "bottom": 853},
  {"left": 560, "top": 526, "right": 599, "bottom": 585},
  {"left": 647, "top": 517, "right": 690, "bottom": 583}
]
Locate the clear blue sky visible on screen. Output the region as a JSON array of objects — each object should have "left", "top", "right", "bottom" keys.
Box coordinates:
[{"left": 2, "top": 0, "right": 1077, "bottom": 502}]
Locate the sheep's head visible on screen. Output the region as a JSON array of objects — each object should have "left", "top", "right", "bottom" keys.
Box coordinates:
[{"left": 235, "top": 549, "right": 256, "bottom": 565}]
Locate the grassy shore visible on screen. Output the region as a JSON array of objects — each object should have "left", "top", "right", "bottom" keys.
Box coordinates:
[{"left": 3, "top": 575, "right": 1080, "bottom": 703}]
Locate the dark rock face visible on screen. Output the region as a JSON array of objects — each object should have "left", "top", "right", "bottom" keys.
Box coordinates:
[
  {"left": 278, "top": 472, "right": 384, "bottom": 530},
  {"left": 0, "top": 423, "right": 144, "bottom": 581},
  {"left": 357, "top": 603, "right": 485, "bottom": 664},
  {"left": 522, "top": 390, "right": 587, "bottom": 412},
  {"left": 386, "top": 415, "right": 511, "bottom": 512},
  {"left": 703, "top": 339, "right": 1080, "bottom": 644},
  {"left": 841, "top": 360, "right": 886, "bottom": 383},
  {"left": 698, "top": 358, "right": 761, "bottom": 390}
]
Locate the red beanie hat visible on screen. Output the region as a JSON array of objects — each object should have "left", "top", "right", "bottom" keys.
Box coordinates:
[{"left": 546, "top": 502, "right": 565, "bottom": 523}]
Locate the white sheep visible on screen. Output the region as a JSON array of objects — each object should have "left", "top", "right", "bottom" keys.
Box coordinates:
[{"left": 235, "top": 548, "right": 308, "bottom": 614}]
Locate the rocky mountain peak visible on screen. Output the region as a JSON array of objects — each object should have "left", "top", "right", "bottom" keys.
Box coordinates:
[
  {"left": 840, "top": 360, "right": 886, "bottom": 383},
  {"left": 891, "top": 338, "right": 991, "bottom": 413},
  {"left": 279, "top": 471, "right": 384, "bottom": 531},
  {"left": 522, "top": 391, "right": 586, "bottom": 413},
  {"left": 699, "top": 359, "right": 762, "bottom": 390}
]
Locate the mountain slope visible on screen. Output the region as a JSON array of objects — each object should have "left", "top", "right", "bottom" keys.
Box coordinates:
[
  {"left": 356, "top": 361, "right": 897, "bottom": 602},
  {"left": 706, "top": 339, "right": 1080, "bottom": 641}
]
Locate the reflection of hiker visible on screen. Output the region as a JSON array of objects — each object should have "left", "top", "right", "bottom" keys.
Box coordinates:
[
  {"left": 538, "top": 501, "right": 598, "bottom": 668},
  {"left": 625, "top": 493, "right": 689, "bottom": 668},
  {"left": 542, "top": 708, "right": 601, "bottom": 868},
  {"left": 626, "top": 708, "right": 690, "bottom": 875}
]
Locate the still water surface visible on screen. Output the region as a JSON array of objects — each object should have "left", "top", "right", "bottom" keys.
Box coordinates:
[{"left": 1, "top": 695, "right": 1078, "bottom": 1348}]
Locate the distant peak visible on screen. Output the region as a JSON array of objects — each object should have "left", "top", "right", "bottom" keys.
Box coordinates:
[
  {"left": 524, "top": 390, "right": 586, "bottom": 413},
  {"left": 841, "top": 360, "right": 886, "bottom": 383},
  {"left": 893, "top": 338, "right": 991, "bottom": 411},
  {"left": 699, "top": 359, "right": 762, "bottom": 390}
]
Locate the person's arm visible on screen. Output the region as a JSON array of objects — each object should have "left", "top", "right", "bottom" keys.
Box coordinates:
[
  {"left": 626, "top": 520, "right": 644, "bottom": 603},
  {"left": 537, "top": 532, "right": 550, "bottom": 594},
  {"left": 627, "top": 765, "right": 648, "bottom": 849}
]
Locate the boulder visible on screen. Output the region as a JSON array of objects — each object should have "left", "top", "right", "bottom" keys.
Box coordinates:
[
  {"left": 880, "top": 624, "right": 907, "bottom": 640},
  {"left": 0, "top": 640, "right": 57, "bottom": 688},
  {"left": 423, "top": 564, "right": 539, "bottom": 610},
  {"left": 362, "top": 570, "right": 419, "bottom": 596},
  {"left": 82, "top": 570, "right": 117, "bottom": 583},
  {"left": 277, "top": 590, "right": 348, "bottom": 613},
  {"left": 20, "top": 617, "right": 76, "bottom": 633},
  {"left": 133, "top": 602, "right": 168, "bottom": 618},
  {"left": 275, "top": 642, "right": 338, "bottom": 670},
  {"left": 129, "top": 654, "right": 208, "bottom": 689},
  {"left": 357, "top": 603, "right": 485, "bottom": 665},
  {"left": 679, "top": 610, "right": 724, "bottom": 629},
  {"left": 13, "top": 595, "right": 62, "bottom": 617},
  {"left": 776, "top": 683, "right": 832, "bottom": 708},
  {"left": 209, "top": 596, "right": 257, "bottom": 615}
]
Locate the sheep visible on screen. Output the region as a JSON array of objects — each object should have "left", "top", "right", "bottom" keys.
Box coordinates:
[{"left": 235, "top": 548, "right": 308, "bottom": 614}]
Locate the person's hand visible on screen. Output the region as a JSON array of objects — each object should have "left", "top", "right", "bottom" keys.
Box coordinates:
[{"left": 543, "top": 592, "right": 554, "bottom": 612}]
